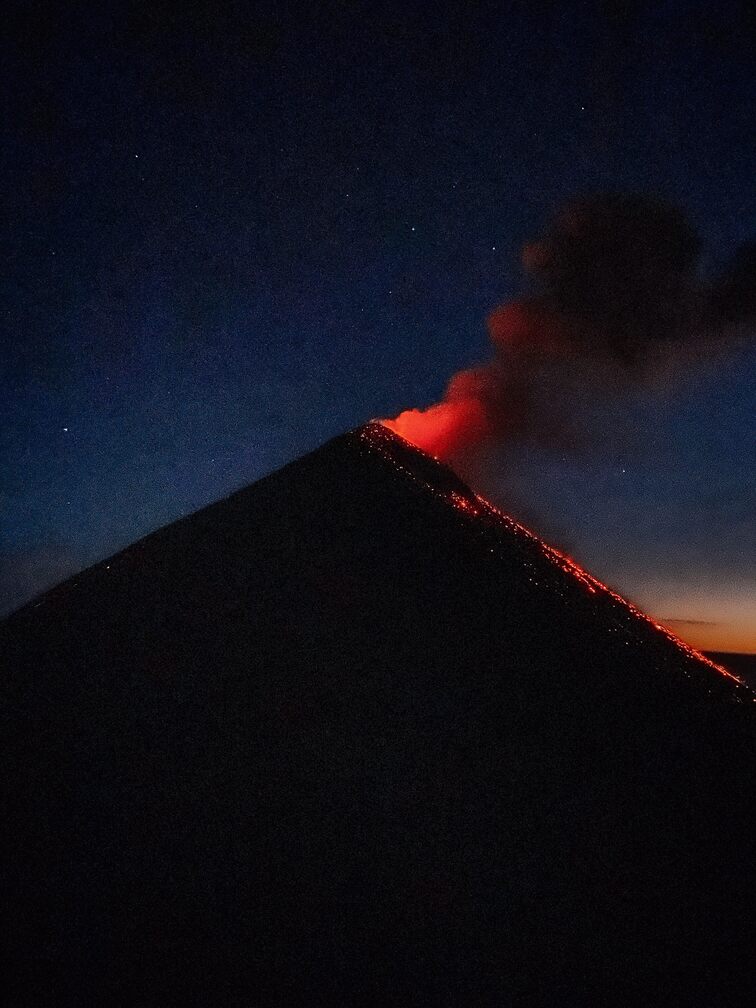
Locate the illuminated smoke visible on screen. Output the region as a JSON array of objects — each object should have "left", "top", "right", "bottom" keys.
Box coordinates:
[{"left": 383, "top": 194, "right": 755, "bottom": 462}]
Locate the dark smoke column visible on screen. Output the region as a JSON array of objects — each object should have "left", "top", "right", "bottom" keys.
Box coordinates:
[{"left": 383, "top": 194, "right": 754, "bottom": 463}]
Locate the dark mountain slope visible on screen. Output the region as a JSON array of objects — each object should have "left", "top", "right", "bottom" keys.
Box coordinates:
[
  {"left": 706, "top": 651, "right": 756, "bottom": 687},
  {"left": 3, "top": 422, "right": 754, "bottom": 1006}
]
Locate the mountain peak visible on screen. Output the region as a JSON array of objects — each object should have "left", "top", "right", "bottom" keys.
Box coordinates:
[{"left": 3, "top": 421, "right": 754, "bottom": 1004}]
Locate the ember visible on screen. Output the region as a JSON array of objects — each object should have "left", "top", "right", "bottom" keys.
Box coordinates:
[
  {"left": 369, "top": 422, "right": 743, "bottom": 687},
  {"left": 447, "top": 490, "right": 479, "bottom": 514}
]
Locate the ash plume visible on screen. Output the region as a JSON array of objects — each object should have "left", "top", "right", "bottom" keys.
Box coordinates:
[{"left": 383, "top": 194, "right": 755, "bottom": 464}]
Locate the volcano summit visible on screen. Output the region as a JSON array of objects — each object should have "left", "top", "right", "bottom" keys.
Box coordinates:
[{"left": 3, "top": 422, "right": 754, "bottom": 1005}]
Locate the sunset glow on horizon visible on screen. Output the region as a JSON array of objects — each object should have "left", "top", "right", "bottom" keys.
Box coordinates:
[{"left": 375, "top": 420, "right": 755, "bottom": 660}]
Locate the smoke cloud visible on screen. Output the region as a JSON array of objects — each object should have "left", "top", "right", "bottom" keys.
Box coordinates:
[{"left": 383, "top": 194, "right": 755, "bottom": 464}]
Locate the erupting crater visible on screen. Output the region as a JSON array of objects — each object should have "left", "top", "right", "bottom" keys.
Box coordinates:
[{"left": 3, "top": 420, "right": 753, "bottom": 1005}]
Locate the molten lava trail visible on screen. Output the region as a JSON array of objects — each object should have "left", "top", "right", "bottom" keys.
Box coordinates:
[{"left": 364, "top": 421, "right": 746, "bottom": 691}]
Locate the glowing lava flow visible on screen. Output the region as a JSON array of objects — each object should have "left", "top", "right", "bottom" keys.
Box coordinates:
[
  {"left": 365, "top": 421, "right": 745, "bottom": 689},
  {"left": 475, "top": 494, "right": 742, "bottom": 684}
]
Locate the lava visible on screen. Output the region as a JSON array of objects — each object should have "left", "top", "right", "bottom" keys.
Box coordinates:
[
  {"left": 367, "top": 422, "right": 744, "bottom": 688},
  {"left": 447, "top": 490, "right": 481, "bottom": 515}
]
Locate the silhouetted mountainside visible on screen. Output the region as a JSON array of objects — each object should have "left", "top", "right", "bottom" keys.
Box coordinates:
[
  {"left": 706, "top": 651, "right": 756, "bottom": 687},
  {"left": 3, "top": 423, "right": 754, "bottom": 1006}
]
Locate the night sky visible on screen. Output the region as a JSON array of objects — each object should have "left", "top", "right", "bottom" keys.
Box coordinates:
[{"left": 3, "top": 1, "right": 754, "bottom": 650}]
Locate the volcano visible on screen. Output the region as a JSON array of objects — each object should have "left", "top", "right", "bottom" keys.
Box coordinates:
[{"left": 3, "top": 422, "right": 754, "bottom": 1005}]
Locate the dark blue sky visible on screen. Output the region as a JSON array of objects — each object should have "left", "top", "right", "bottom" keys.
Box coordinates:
[{"left": 2, "top": 1, "right": 754, "bottom": 648}]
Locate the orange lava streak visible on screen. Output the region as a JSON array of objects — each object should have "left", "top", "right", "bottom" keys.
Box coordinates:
[
  {"left": 447, "top": 490, "right": 481, "bottom": 515},
  {"left": 472, "top": 490, "right": 743, "bottom": 685},
  {"left": 367, "top": 422, "right": 745, "bottom": 688}
]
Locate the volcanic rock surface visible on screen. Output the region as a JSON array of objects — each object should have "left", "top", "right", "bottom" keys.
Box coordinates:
[{"left": 3, "top": 422, "right": 754, "bottom": 1005}]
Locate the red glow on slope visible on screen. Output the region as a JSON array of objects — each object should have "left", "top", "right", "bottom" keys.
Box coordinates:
[
  {"left": 447, "top": 490, "right": 481, "bottom": 515},
  {"left": 472, "top": 491, "right": 743, "bottom": 684},
  {"left": 366, "top": 423, "right": 745, "bottom": 688}
]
